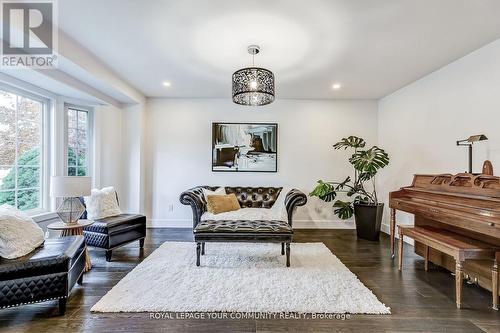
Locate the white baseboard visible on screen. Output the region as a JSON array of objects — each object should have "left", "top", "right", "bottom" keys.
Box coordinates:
[
  {"left": 148, "top": 219, "right": 355, "bottom": 229},
  {"left": 381, "top": 222, "right": 414, "bottom": 246},
  {"left": 148, "top": 219, "right": 192, "bottom": 228},
  {"left": 293, "top": 220, "right": 355, "bottom": 229},
  {"left": 147, "top": 219, "right": 415, "bottom": 245}
]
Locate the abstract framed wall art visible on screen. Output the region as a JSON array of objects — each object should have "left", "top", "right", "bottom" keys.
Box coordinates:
[{"left": 212, "top": 122, "right": 278, "bottom": 172}]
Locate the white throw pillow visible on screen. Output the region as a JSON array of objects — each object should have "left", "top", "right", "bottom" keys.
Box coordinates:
[
  {"left": 84, "top": 187, "right": 122, "bottom": 220},
  {"left": 202, "top": 187, "right": 226, "bottom": 202},
  {"left": 0, "top": 205, "right": 45, "bottom": 259}
]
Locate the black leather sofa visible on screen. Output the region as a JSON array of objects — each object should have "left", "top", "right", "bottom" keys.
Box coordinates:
[
  {"left": 0, "top": 236, "right": 86, "bottom": 315},
  {"left": 80, "top": 195, "right": 146, "bottom": 262},
  {"left": 180, "top": 187, "right": 307, "bottom": 267}
]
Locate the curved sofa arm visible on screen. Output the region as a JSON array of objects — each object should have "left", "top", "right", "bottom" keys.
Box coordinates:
[
  {"left": 284, "top": 189, "right": 307, "bottom": 226},
  {"left": 179, "top": 187, "right": 206, "bottom": 228}
]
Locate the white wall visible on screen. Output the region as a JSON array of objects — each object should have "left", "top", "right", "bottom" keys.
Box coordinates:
[
  {"left": 145, "top": 98, "right": 378, "bottom": 228},
  {"left": 94, "top": 103, "right": 149, "bottom": 215},
  {"left": 93, "top": 105, "right": 123, "bottom": 199},
  {"left": 121, "top": 103, "right": 147, "bottom": 213},
  {"left": 378, "top": 39, "right": 500, "bottom": 230}
]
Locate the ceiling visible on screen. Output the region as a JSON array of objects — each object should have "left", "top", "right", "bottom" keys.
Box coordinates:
[{"left": 57, "top": 0, "right": 500, "bottom": 99}]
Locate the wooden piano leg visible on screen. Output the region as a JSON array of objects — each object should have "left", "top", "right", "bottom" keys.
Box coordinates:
[
  {"left": 493, "top": 259, "right": 498, "bottom": 310},
  {"left": 424, "top": 245, "right": 429, "bottom": 271},
  {"left": 390, "top": 208, "right": 396, "bottom": 259},
  {"left": 398, "top": 227, "right": 403, "bottom": 271},
  {"left": 455, "top": 261, "right": 464, "bottom": 309}
]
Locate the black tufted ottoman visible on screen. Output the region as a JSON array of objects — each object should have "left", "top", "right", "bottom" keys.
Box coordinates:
[
  {"left": 82, "top": 214, "right": 146, "bottom": 262},
  {"left": 0, "top": 236, "right": 86, "bottom": 315},
  {"left": 193, "top": 219, "right": 293, "bottom": 267},
  {"left": 79, "top": 194, "right": 147, "bottom": 262}
]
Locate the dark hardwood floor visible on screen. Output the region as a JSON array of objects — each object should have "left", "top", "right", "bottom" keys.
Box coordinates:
[{"left": 1, "top": 229, "right": 499, "bottom": 333}]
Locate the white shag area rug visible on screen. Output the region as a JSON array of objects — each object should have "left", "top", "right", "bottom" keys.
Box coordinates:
[{"left": 91, "top": 242, "right": 390, "bottom": 314}]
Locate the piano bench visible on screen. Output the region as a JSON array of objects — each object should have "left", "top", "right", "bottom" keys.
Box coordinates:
[{"left": 397, "top": 225, "right": 499, "bottom": 310}]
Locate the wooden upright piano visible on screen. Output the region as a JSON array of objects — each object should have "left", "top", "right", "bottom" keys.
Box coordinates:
[{"left": 389, "top": 172, "right": 500, "bottom": 307}]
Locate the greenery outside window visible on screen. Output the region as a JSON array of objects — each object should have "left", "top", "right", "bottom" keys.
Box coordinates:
[
  {"left": 66, "top": 106, "right": 90, "bottom": 176},
  {"left": 0, "top": 87, "right": 47, "bottom": 211}
]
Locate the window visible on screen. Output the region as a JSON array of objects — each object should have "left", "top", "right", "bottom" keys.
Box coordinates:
[
  {"left": 0, "top": 87, "right": 46, "bottom": 211},
  {"left": 66, "top": 106, "right": 89, "bottom": 176}
]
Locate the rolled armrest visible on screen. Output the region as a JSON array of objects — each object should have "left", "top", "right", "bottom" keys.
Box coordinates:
[
  {"left": 179, "top": 187, "right": 206, "bottom": 228},
  {"left": 284, "top": 189, "right": 307, "bottom": 226}
]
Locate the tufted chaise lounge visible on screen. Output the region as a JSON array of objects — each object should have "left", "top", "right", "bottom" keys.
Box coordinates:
[{"left": 179, "top": 186, "right": 307, "bottom": 267}]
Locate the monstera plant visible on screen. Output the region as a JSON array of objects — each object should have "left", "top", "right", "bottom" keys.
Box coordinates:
[{"left": 310, "top": 136, "right": 389, "bottom": 240}]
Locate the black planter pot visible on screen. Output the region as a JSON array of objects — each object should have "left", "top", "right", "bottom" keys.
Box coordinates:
[{"left": 353, "top": 203, "right": 384, "bottom": 241}]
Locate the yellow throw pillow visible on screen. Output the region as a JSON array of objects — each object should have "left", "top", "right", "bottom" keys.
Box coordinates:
[{"left": 206, "top": 193, "right": 241, "bottom": 214}]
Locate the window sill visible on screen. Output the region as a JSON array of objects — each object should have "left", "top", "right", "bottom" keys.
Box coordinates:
[{"left": 31, "top": 211, "right": 58, "bottom": 223}]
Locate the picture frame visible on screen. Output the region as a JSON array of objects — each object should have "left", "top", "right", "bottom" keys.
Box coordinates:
[{"left": 211, "top": 122, "right": 278, "bottom": 172}]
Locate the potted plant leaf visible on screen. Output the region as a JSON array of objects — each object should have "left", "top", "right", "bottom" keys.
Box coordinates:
[{"left": 310, "top": 136, "right": 389, "bottom": 241}]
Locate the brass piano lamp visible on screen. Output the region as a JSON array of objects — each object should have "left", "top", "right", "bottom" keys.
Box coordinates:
[{"left": 456, "top": 134, "right": 488, "bottom": 174}]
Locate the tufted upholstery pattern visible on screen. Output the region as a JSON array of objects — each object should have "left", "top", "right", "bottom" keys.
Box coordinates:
[
  {"left": 180, "top": 186, "right": 307, "bottom": 228},
  {"left": 82, "top": 231, "right": 109, "bottom": 249},
  {"left": 194, "top": 220, "right": 293, "bottom": 234},
  {"left": 181, "top": 187, "right": 307, "bottom": 267},
  {"left": 82, "top": 215, "right": 146, "bottom": 261},
  {"left": 0, "top": 273, "right": 67, "bottom": 307},
  {"left": 0, "top": 236, "right": 86, "bottom": 315},
  {"left": 225, "top": 187, "right": 282, "bottom": 208}
]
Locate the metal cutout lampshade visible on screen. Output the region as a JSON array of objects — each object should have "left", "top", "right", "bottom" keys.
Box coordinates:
[{"left": 232, "top": 45, "right": 275, "bottom": 106}]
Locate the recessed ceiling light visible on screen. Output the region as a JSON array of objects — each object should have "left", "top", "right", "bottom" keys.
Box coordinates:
[
  {"left": 163, "top": 81, "right": 171, "bottom": 87},
  {"left": 332, "top": 83, "right": 342, "bottom": 90}
]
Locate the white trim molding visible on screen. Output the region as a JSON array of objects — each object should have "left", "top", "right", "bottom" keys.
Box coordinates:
[
  {"left": 32, "top": 212, "right": 58, "bottom": 223},
  {"left": 148, "top": 219, "right": 356, "bottom": 229},
  {"left": 293, "top": 220, "right": 355, "bottom": 229},
  {"left": 381, "top": 222, "right": 415, "bottom": 246}
]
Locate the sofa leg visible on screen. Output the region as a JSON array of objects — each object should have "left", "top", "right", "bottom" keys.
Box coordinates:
[
  {"left": 58, "top": 298, "right": 67, "bottom": 315},
  {"left": 201, "top": 242, "right": 205, "bottom": 255},
  {"left": 77, "top": 273, "right": 83, "bottom": 285},
  {"left": 105, "top": 250, "right": 112, "bottom": 262},
  {"left": 196, "top": 242, "right": 201, "bottom": 266},
  {"left": 286, "top": 243, "right": 290, "bottom": 267},
  {"left": 139, "top": 238, "right": 145, "bottom": 249},
  {"left": 281, "top": 243, "right": 285, "bottom": 255}
]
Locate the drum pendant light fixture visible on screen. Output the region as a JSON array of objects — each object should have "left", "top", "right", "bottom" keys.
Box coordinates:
[{"left": 232, "top": 45, "right": 275, "bottom": 106}]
